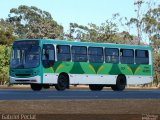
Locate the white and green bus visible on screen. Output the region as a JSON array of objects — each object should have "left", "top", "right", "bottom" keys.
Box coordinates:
[{"left": 10, "top": 39, "right": 153, "bottom": 91}]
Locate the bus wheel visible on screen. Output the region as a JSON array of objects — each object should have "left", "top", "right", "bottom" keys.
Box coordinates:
[
  {"left": 31, "top": 84, "right": 42, "bottom": 91},
  {"left": 111, "top": 75, "right": 126, "bottom": 91},
  {"left": 111, "top": 85, "right": 117, "bottom": 91},
  {"left": 55, "top": 75, "right": 68, "bottom": 91},
  {"left": 89, "top": 85, "right": 103, "bottom": 91}
]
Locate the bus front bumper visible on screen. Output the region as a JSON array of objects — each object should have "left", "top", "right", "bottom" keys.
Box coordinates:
[{"left": 10, "top": 76, "right": 41, "bottom": 84}]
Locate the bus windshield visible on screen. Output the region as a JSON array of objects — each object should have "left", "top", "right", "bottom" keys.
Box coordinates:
[{"left": 10, "top": 42, "right": 40, "bottom": 69}]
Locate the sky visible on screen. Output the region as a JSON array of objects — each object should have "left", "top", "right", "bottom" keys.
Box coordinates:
[
  {"left": 0, "top": 0, "right": 159, "bottom": 34},
  {"left": 0, "top": 0, "right": 135, "bottom": 31}
]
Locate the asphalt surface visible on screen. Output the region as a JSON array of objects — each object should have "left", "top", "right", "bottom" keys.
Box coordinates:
[{"left": 0, "top": 89, "right": 160, "bottom": 100}]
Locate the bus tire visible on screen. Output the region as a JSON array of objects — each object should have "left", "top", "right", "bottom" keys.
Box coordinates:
[
  {"left": 111, "top": 75, "right": 126, "bottom": 91},
  {"left": 89, "top": 85, "right": 103, "bottom": 91},
  {"left": 31, "top": 84, "right": 42, "bottom": 91},
  {"left": 55, "top": 75, "right": 68, "bottom": 91},
  {"left": 111, "top": 85, "right": 117, "bottom": 91}
]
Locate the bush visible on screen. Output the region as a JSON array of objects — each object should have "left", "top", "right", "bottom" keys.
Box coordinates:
[{"left": 0, "top": 45, "right": 10, "bottom": 85}]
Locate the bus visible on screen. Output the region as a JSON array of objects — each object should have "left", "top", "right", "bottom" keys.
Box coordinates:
[{"left": 9, "top": 39, "right": 153, "bottom": 91}]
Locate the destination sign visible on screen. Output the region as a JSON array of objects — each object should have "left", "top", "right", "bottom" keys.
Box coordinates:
[{"left": 13, "top": 40, "right": 39, "bottom": 46}]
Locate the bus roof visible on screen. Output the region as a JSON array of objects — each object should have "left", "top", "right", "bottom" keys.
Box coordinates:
[{"left": 14, "top": 39, "right": 152, "bottom": 50}]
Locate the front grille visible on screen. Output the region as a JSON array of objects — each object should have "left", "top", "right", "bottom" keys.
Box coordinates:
[{"left": 15, "top": 74, "right": 31, "bottom": 76}]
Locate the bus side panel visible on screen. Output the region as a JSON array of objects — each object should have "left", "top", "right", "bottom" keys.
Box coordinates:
[{"left": 42, "top": 61, "right": 153, "bottom": 85}]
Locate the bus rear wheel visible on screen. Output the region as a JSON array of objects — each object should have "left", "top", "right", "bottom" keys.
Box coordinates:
[
  {"left": 111, "top": 75, "right": 126, "bottom": 91},
  {"left": 55, "top": 75, "right": 69, "bottom": 91},
  {"left": 89, "top": 85, "right": 103, "bottom": 91},
  {"left": 31, "top": 84, "right": 42, "bottom": 91},
  {"left": 111, "top": 85, "right": 117, "bottom": 91}
]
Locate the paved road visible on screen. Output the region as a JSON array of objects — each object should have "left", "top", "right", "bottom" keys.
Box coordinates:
[{"left": 0, "top": 89, "right": 160, "bottom": 100}]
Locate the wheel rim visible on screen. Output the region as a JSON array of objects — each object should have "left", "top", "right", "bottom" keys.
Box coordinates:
[
  {"left": 59, "top": 78, "right": 67, "bottom": 89},
  {"left": 117, "top": 76, "right": 126, "bottom": 91}
]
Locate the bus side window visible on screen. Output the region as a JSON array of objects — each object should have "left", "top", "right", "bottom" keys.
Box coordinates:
[
  {"left": 57, "top": 45, "right": 71, "bottom": 61},
  {"left": 120, "top": 49, "right": 134, "bottom": 64},
  {"left": 105, "top": 48, "right": 119, "bottom": 63},
  {"left": 71, "top": 46, "right": 87, "bottom": 62},
  {"left": 88, "top": 47, "right": 104, "bottom": 63},
  {"left": 42, "top": 44, "right": 55, "bottom": 68},
  {"left": 135, "top": 50, "right": 149, "bottom": 64}
]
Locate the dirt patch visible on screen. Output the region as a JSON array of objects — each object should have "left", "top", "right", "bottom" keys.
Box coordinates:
[
  {"left": 0, "top": 100, "right": 159, "bottom": 120},
  {"left": 0, "top": 99, "right": 159, "bottom": 114}
]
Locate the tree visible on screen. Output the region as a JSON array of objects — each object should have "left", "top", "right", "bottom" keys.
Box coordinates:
[
  {"left": 0, "top": 19, "right": 17, "bottom": 45},
  {"left": 128, "top": 0, "right": 160, "bottom": 45},
  {"left": 0, "top": 45, "right": 10, "bottom": 85},
  {"left": 7, "top": 5, "right": 63, "bottom": 39},
  {"left": 0, "top": 19, "right": 16, "bottom": 85},
  {"left": 66, "top": 15, "right": 120, "bottom": 43},
  {"left": 66, "top": 15, "right": 135, "bottom": 44},
  {"left": 129, "top": 0, "right": 160, "bottom": 86},
  {"left": 128, "top": 0, "right": 144, "bottom": 45},
  {"left": 143, "top": 7, "right": 160, "bottom": 48},
  {"left": 143, "top": 5, "right": 160, "bottom": 86}
]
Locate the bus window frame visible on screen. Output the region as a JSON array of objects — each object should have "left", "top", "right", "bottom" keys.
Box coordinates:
[
  {"left": 135, "top": 49, "right": 149, "bottom": 64},
  {"left": 42, "top": 44, "right": 55, "bottom": 68},
  {"left": 120, "top": 49, "right": 134, "bottom": 64},
  {"left": 105, "top": 48, "right": 119, "bottom": 64},
  {"left": 56, "top": 45, "right": 71, "bottom": 61},
  {"left": 88, "top": 47, "right": 104, "bottom": 63},
  {"left": 71, "top": 46, "right": 88, "bottom": 62}
]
